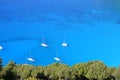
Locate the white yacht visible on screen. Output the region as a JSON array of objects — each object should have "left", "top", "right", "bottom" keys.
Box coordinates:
[
  {"left": 54, "top": 50, "right": 62, "bottom": 62},
  {"left": 41, "top": 43, "right": 48, "bottom": 47},
  {"left": 62, "top": 42, "right": 68, "bottom": 47},
  {"left": 41, "top": 37, "right": 48, "bottom": 47},
  {"left": 0, "top": 45, "right": 3, "bottom": 50},
  {"left": 54, "top": 57, "right": 61, "bottom": 62},
  {"left": 27, "top": 58, "right": 35, "bottom": 62},
  {"left": 27, "top": 51, "right": 35, "bottom": 62},
  {"left": 62, "top": 38, "right": 68, "bottom": 47}
]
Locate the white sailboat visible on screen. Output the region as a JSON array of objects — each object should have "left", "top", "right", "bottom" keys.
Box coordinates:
[
  {"left": 41, "top": 37, "right": 48, "bottom": 47},
  {"left": 62, "top": 38, "right": 68, "bottom": 47},
  {"left": 27, "top": 51, "right": 35, "bottom": 62},
  {"left": 27, "top": 58, "right": 35, "bottom": 62},
  {"left": 54, "top": 57, "right": 61, "bottom": 62},
  {"left": 54, "top": 50, "right": 62, "bottom": 62},
  {"left": 0, "top": 45, "right": 3, "bottom": 50}
]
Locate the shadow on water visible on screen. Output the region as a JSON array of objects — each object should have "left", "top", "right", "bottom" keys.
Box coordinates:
[{"left": 0, "top": 37, "right": 40, "bottom": 43}]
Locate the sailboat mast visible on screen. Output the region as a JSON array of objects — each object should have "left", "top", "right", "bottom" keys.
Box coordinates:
[{"left": 56, "top": 49, "right": 59, "bottom": 57}]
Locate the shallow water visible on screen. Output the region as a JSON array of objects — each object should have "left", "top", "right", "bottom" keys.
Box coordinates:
[{"left": 0, "top": 0, "right": 120, "bottom": 67}]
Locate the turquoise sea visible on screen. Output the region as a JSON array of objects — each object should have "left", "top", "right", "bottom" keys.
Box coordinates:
[{"left": 0, "top": 0, "right": 120, "bottom": 67}]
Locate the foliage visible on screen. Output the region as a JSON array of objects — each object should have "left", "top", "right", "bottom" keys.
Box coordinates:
[
  {"left": 86, "top": 61, "right": 107, "bottom": 80},
  {"left": 0, "top": 61, "right": 17, "bottom": 80},
  {"left": 0, "top": 60, "right": 119, "bottom": 80},
  {"left": 112, "top": 66, "right": 120, "bottom": 80}
]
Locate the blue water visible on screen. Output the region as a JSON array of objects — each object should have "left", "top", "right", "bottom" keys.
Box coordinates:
[{"left": 0, "top": 0, "right": 120, "bottom": 67}]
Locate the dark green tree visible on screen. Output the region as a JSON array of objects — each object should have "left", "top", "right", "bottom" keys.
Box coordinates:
[
  {"left": 0, "top": 61, "right": 17, "bottom": 80},
  {"left": 0, "top": 60, "right": 119, "bottom": 80},
  {"left": 0, "top": 58, "right": 2, "bottom": 79},
  {"left": 31, "top": 66, "right": 46, "bottom": 80},
  {"left": 86, "top": 61, "right": 107, "bottom": 80},
  {"left": 15, "top": 64, "right": 34, "bottom": 79},
  {"left": 0, "top": 58, "right": 2, "bottom": 72},
  {"left": 112, "top": 66, "right": 120, "bottom": 80}
]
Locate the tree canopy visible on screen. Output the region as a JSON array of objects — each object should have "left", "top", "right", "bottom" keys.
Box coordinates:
[{"left": 0, "top": 59, "right": 119, "bottom": 80}]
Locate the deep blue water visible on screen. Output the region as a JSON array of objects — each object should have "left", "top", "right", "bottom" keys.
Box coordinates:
[{"left": 0, "top": 0, "right": 120, "bottom": 67}]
